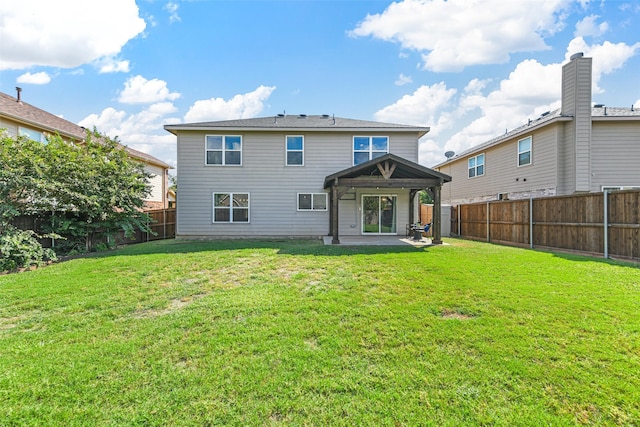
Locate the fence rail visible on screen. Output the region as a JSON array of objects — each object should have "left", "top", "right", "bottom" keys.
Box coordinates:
[
  {"left": 451, "top": 190, "right": 640, "bottom": 261},
  {"left": 8, "top": 208, "right": 176, "bottom": 249}
]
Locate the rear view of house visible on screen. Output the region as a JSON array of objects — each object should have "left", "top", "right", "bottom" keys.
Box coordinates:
[
  {"left": 434, "top": 53, "right": 640, "bottom": 205},
  {"left": 165, "top": 115, "right": 451, "bottom": 243}
]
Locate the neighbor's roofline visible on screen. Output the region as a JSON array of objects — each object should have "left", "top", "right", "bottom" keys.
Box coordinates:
[
  {"left": 0, "top": 110, "right": 86, "bottom": 141},
  {"left": 432, "top": 115, "right": 572, "bottom": 168}
]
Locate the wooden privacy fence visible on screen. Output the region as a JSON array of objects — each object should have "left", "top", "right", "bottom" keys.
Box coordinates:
[
  {"left": 8, "top": 208, "right": 176, "bottom": 248},
  {"left": 451, "top": 190, "right": 640, "bottom": 261}
]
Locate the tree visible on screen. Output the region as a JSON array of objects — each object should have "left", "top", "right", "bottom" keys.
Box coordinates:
[
  {"left": 0, "top": 129, "right": 153, "bottom": 254},
  {"left": 419, "top": 190, "right": 433, "bottom": 205}
]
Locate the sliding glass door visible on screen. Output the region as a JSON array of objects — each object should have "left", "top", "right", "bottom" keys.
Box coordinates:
[{"left": 362, "top": 195, "right": 397, "bottom": 234}]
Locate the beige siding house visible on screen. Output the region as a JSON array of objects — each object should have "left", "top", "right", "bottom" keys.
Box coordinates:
[
  {"left": 434, "top": 53, "right": 640, "bottom": 205},
  {"left": 0, "top": 89, "right": 172, "bottom": 209},
  {"left": 165, "top": 116, "right": 451, "bottom": 243}
]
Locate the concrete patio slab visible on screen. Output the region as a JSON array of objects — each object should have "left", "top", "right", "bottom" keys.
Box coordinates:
[{"left": 322, "top": 235, "right": 434, "bottom": 247}]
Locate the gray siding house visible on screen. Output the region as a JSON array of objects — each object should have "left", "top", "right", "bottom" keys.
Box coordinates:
[
  {"left": 434, "top": 53, "right": 640, "bottom": 205},
  {"left": 164, "top": 116, "right": 451, "bottom": 243}
]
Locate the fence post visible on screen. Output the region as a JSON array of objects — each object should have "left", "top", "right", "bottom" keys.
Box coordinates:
[
  {"left": 604, "top": 190, "right": 609, "bottom": 259},
  {"left": 529, "top": 197, "right": 534, "bottom": 249},
  {"left": 163, "top": 209, "right": 167, "bottom": 240},
  {"left": 486, "top": 202, "right": 490, "bottom": 242},
  {"left": 457, "top": 205, "right": 461, "bottom": 236}
]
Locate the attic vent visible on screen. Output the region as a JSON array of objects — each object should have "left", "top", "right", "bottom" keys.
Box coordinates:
[
  {"left": 322, "top": 114, "right": 330, "bottom": 118},
  {"left": 594, "top": 104, "right": 604, "bottom": 108},
  {"left": 540, "top": 111, "right": 550, "bottom": 117},
  {"left": 277, "top": 113, "right": 285, "bottom": 117},
  {"left": 298, "top": 114, "right": 307, "bottom": 118}
]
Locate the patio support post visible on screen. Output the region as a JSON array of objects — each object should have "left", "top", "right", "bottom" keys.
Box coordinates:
[
  {"left": 409, "top": 190, "right": 417, "bottom": 226},
  {"left": 331, "top": 183, "right": 340, "bottom": 244},
  {"left": 328, "top": 190, "right": 333, "bottom": 236},
  {"left": 432, "top": 184, "right": 442, "bottom": 244}
]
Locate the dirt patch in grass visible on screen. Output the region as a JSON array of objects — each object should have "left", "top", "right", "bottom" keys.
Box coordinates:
[
  {"left": 132, "top": 294, "right": 206, "bottom": 318},
  {"left": 440, "top": 309, "right": 477, "bottom": 320}
]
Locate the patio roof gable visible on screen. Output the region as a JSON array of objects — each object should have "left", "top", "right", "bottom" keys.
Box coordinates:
[{"left": 323, "top": 154, "right": 452, "bottom": 189}]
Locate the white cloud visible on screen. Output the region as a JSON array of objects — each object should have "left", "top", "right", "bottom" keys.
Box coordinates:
[
  {"left": 16, "top": 71, "right": 51, "bottom": 85},
  {"left": 374, "top": 82, "right": 456, "bottom": 130},
  {"left": 574, "top": 15, "right": 609, "bottom": 37},
  {"left": 78, "top": 103, "right": 179, "bottom": 168},
  {"left": 394, "top": 73, "right": 412, "bottom": 86},
  {"left": 350, "top": 0, "right": 570, "bottom": 71},
  {"left": 0, "top": 0, "right": 145, "bottom": 70},
  {"left": 97, "top": 57, "right": 131, "bottom": 74},
  {"left": 566, "top": 37, "right": 640, "bottom": 93},
  {"left": 118, "top": 75, "right": 181, "bottom": 104},
  {"left": 184, "top": 86, "right": 276, "bottom": 122},
  {"left": 164, "top": 2, "right": 181, "bottom": 23}
]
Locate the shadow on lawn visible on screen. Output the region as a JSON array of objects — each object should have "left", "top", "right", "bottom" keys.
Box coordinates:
[
  {"left": 549, "top": 250, "right": 640, "bottom": 269},
  {"left": 87, "top": 238, "right": 430, "bottom": 259}
]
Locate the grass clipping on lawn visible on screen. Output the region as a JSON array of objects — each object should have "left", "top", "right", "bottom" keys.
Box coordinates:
[{"left": 1, "top": 238, "right": 639, "bottom": 426}]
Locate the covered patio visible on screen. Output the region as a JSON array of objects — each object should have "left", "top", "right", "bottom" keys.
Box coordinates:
[{"left": 323, "top": 154, "right": 452, "bottom": 245}]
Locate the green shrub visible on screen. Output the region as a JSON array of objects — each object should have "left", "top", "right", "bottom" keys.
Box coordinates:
[{"left": 0, "top": 227, "right": 57, "bottom": 272}]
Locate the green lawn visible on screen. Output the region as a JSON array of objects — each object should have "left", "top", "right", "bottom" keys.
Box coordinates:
[{"left": 1, "top": 238, "right": 639, "bottom": 426}]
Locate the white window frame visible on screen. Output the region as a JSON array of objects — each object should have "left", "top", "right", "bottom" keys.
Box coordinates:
[
  {"left": 468, "top": 153, "right": 485, "bottom": 178},
  {"left": 212, "top": 192, "right": 250, "bottom": 223},
  {"left": 297, "top": 193, "right": 327, "bottom": 211},
  {"left": 286, "top": 135, "right": 304, "bottom": 166},
  {"left": 518, "top": 136, "right": 532, "bottom": 167},
  {"left": 205, "top": 135, "right": 242, "bottom": 166},
  {"left": 353, "top": 136, "right": 389, "bottom": 166},
  {"left": 18, "top": 126, "right": 45, "bottom": 143}
]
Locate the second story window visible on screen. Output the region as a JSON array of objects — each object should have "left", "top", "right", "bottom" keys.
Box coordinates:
[
  {"left": 518, "top": 136, "right": 532, "bottom": 167},
  {"left": 286, "top": 136, "right": 304, "bottom": 166},
  {"left": 353, "top": 136, "right": 388, "bottom": 165},
  {"left": 468, "top": 154, "right": 485, "bottom": 178},
  {"left": 206, "top": 135, "right": 242, "bottom": 166},
  {"left": 19, "top": 126, "right": 45, "bottom": 143}
]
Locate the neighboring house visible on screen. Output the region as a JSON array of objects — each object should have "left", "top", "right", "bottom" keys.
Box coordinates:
[
  {"left": 433, "top": 53, "right": 640, "bottom": 205},
  {"left": 0, "top": 89, "right": 172, "bottom": 210},
  {"left": 164, "top": 115, "right": 451, "bottom": 244}
]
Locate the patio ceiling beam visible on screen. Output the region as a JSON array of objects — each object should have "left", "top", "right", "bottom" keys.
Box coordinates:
[{"left": 335, "top": 178, "right": 442, "bottom": 189}]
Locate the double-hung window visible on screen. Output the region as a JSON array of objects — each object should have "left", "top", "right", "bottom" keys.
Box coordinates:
[
  {"left": 353, "top": 136, "right": 388, "bottom": 165},
  {"left": 213, "top": 192, "right": 249, "bottom": 223},
  {"left": 286, "top": 136, "right": 304, "bottom": 166},
  {"left": 297, "top": 193, "right": 327, "bottom": 211},
  {"left": 518, "top": 136, "right": 532, "bottom": 167},
  {"left": 468, "top": 154, "right": 485, "bottom": 178},
  {"left": 206, "top": 135, "right": 242, "bottom": 165}
]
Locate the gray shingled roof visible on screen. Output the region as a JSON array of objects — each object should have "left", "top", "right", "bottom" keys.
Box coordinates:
[
  {"left": 165, "top": 114, "right": 430, "bottom": 136},
  {"left": 434, "top": 105, "right": 640, "bottom": 168},
  {"left": 0, "top": 91, "right": 171, "bottom": 168}
]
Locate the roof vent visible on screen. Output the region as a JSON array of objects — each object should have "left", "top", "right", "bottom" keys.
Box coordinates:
[
  {"left": 322, "top": 114, "right": 330, "bottom": 118},
  {"left": 540, "top": 111, "right": 550, "bottom": 117},
  {"left": 16, "top": 87, "right": 22, "bottom": 102},
  {"left": 570, "top": 52, "right": 584, "bottom": 61},
  {"left": 277, "top": 113, "right": 285, "bottom": 117},
  {"left": 594, "top": 104, "right": 604, "bottom": 108},
  {"left": 298, "top": 114, "right": 307, "bottom": 118}
]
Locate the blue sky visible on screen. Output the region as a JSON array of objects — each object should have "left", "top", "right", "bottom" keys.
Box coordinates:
[{"left": 1, "top": 0, "right": 639, "bottom": 169}]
